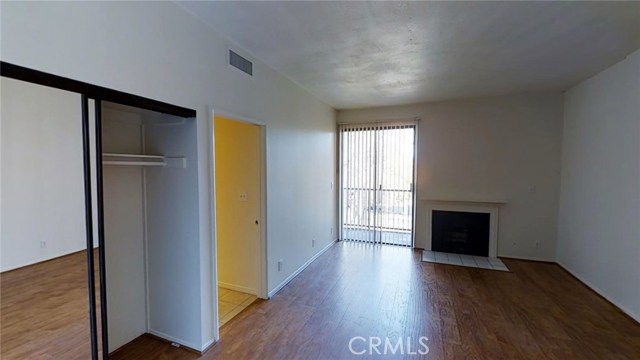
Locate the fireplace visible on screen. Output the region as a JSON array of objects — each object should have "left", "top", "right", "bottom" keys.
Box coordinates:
[
  {"left": 425, "top": 200, "right": 503, "bottom": 258},
  {"left": 431, "top": 210, "right": 490, "bottom": 256}
]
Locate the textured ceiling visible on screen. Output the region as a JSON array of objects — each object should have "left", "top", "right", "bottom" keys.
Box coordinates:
[{"left": 178, "top": 1, "right": 640, "bottom": 109}]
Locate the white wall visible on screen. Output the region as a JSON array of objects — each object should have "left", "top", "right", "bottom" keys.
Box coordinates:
[
  {"left": 1, "top": 1, "right": 336, "bottom": 349},
  {"left": 0, "top": 77, "right": 86, "bottom": 272},
  {"left": 557, "top": 49, "right": 640, "bottom": 321},
  {"left": 101, "top": 106, "right": 147, "bottom": 352},
  {"left": 144, "top": 114, "right": 202, "bottom": 349},
  {"left": 338, "top": 92, "right": 564, "bottom": 261}
]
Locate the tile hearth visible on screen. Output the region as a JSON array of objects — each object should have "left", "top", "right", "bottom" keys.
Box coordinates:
[{"left": 422, "top": 250, "right": 509, "bottom": 271}]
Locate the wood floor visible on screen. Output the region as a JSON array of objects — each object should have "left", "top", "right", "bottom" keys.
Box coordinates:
[
  {"left": 112, "top": 242, "right": 640, "bottom": 359},
  {"left": 2, "top": 243, "right": 639, "bottom": 359},
  {"left": 0, "top": 250, "right": 102, "bottom": 359}
]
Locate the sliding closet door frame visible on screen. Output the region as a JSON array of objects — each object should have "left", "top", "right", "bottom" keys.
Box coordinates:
[
  {"left": 81, "top": 95, "right": 100, "bottom": 360},
  {"left": 0, "top": 62, "right": 195, "bottom": 117},
  {"left": 1, "top": 62, "right": 197, "bottom": 359},
  {"left": 93, "top": 99, "right": 110, "bottom": 358}
]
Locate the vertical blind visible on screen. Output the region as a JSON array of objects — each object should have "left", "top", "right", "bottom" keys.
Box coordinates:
[{"left": 339, "top": 122, "right": 416, "bottom": 247}]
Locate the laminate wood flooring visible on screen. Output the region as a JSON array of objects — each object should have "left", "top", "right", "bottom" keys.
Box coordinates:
[
  {"left": 1, "top": 250, "right": 103, "bottom": 359},
  {"left": 112, "top": 242, "right": 640, "bottom": 359},
  {"left": 3, "top": 243, "right": 639, "bottom": 359}
]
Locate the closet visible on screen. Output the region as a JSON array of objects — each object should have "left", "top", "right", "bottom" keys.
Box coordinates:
[
  {"left": 1, "top": 62, "right": 200, "bottom": 359},
  {"left": 100, "top": 101, "right": 199, "bottom": 353}
]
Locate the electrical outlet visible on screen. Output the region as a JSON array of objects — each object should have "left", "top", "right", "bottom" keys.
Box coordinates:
[
  {"left": 330, "top": 227, "right": 333, "bottom": 235},
  {"left": 40, "top": 240, "right": 47, "bottom": 249},
  {"left": 238, "top": 191, "right": 248, "bottom": 202},
  {"left": 277, "top": 259, "right": 283, "bottom": 272},
  {"left": 527, "top": 185, "right": 537, "bottom": 193},
  {"left": 312, "top": 239, "right": 316, "bottom": 247}
]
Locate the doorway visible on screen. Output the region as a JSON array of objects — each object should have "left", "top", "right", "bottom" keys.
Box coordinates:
[
  {"left": 213, "top": 113, "right": 265, "bottom": 328},
  {"left": 339, "top": 123, "right": 417, "bottom": 247}
]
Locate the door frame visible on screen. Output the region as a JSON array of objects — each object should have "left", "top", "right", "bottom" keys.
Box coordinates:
[
  {"left": 209, "top": 108, "right": 268, "bottom": 337},
  {"left": 337, "top": 120, "right": 418, "bottom": 247}
]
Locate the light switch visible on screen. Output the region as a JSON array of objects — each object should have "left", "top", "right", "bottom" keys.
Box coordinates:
[{"left": 238, "top": 191, "right": 248, "bottom": 202}]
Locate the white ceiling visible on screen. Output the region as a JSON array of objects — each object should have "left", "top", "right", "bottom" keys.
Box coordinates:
[{"left": 178, "top": 1, "right": 640, "bottom": 109}]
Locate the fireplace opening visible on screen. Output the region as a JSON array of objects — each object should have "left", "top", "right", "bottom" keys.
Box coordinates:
[{"left": 432, "top": 210, "right": 490, "bottom": 256}]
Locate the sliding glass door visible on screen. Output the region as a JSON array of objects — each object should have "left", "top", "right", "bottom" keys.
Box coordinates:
[{"left": 339, "top": 123, "right": 417, "bottom": 247}]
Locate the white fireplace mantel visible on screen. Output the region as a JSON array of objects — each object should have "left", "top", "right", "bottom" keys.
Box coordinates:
[{"left": 423, "top": 199, "right": 505, "bottom": 257}]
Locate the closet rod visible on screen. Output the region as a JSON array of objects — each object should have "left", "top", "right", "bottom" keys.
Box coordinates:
[
  {"left": 102, "top": 154, "right": 167, "bottom": 167},
  {"left": 102, "top": 153, "right": 164, "bottom": 159},
  {"left": 103, "top": 161, "right": 166, "bottom": 167}
]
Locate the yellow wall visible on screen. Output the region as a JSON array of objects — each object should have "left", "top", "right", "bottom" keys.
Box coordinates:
[{"left": 214, "top": 115, "right": 260, "bottom": 294}]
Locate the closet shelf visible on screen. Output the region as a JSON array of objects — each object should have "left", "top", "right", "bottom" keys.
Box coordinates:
[
  {"left": 102, "top": 153, "right": 187, "bottom": 168},
  {"left": 102, "top": 153, "right": 166, "bottom": 167}
]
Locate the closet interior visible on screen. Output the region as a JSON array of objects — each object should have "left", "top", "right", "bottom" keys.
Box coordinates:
[{"left": 100, "top": 101, "right": 199, "bottom": 353}]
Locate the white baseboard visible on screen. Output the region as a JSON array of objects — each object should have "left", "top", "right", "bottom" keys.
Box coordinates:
[
  {"left": 268, "top": 239, "right": 337, "bottom": 298},
  {"left": 498, "top": 254, "right": 555, "bottom": 262},
  {"left": 218, "top": 282, "right": 257, "bottom": 295},
  {"left": 148, "top": 329, "right": 202, "bottom": 352},
  {"left": 1, "top": 244, "right": 100, "bottom": 273},
  {"left": 557, "top": 261, "right": 639, "bottom": 323},
  {"left": 201, "top": 338, "right": 217, "bottom": 353}
]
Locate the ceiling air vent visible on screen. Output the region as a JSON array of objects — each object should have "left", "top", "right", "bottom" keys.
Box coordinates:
[{"left": 229, "top": 50, "right": 253, "bottom": 76}]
